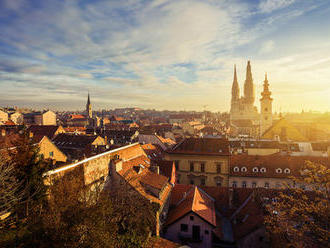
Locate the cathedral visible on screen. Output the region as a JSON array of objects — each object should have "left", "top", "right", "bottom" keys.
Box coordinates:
[{"left": 230, "top": 61, "right": 273, "bottom": 137}]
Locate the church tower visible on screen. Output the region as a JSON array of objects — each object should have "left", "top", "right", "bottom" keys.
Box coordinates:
[
  {"left": 244, "top": 61, "right": 255, "bottom": 105},
  {"left": 260, "top": 73, "right": 273, "bottom": 135},
  {"left": 86, "top": 92, "right": 92, "bottom": 119},
  {"left": 230, "top": 65, "right": 240, "bottom": 114}
]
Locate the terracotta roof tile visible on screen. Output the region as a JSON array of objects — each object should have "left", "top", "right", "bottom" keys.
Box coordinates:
[
  {"left": 168, "top": 138, "right": 230, "bottom": 156},
  {"left": 230, "top": 154, "right": 329, "bottom": 178},
  {"left": 166, "top": 186, "right": 216, "bottom": 227}
]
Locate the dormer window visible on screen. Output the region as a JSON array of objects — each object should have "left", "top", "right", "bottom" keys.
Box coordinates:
[
  {"left": 260, "top": 167, "right": 266, "bottom": 173},
  {"left": 252, "top": 167, "right": 258, "bottom": 173},
  {"left": 276, "top": 168, "right": 282, "bottom": 173},
  {"left": 284, "top": 168, "right": 290, "bottom": 174},
  {"left": 233, "top": 167, "right": 239, "bottom": 172},
  {"left": 241, "top": 167, "right": 247, "bottom": 172}
]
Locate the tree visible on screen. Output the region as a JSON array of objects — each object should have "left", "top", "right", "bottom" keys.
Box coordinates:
[
  {"left": 0, "top": 154, "right": 26, "bottom": 225},
  {"left": 264, "top": 161, "right": 330, "bottom": 248},
  {"left": 8, "top": 131, "right": 48, "bottom": 218}
]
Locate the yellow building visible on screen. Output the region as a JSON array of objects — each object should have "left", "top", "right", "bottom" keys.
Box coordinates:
[
  {"left": 34, "top": 110, "right": 57, "bottom": 125},
  {"left": 0, "top": 109, "right": 8, "bottom": 123},
  {"left": 261, "top": 118, "right": 307, "bottom": 142},
  {"left": 36, "top": 136, "right": 67, "bottom": 163},
  {"left": 165, "top": 138, "right": 230, "bottom": 187}
]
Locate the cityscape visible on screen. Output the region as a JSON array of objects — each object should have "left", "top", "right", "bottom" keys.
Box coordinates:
[{"left": 0, "top": 1, "right": 329, "bottom": 248}]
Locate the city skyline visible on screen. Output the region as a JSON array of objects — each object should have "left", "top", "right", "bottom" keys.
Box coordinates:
[{"left": 0, "top": 0, "right": 330, "bottom": 112}]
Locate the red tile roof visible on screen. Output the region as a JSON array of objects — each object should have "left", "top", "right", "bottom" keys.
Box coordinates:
[
  {"left": 230, "top": 154, "right": 329, "bottom": 178},
  {"left": 118, "top": 155, "right": 171, "bottom": 207},
  {"left": 28, "top": 125, "right": 63, "bottom": 139},
  {"left": 70, "top": 114, "right": 86, "bottom": 119},
  {"left": 166, "top": 185, "right": 216, "bottom": 227},
  {"left": 168, "top": 138, "right": 230, "bottom": 156},
  {"left": 146, "top": 237, "right": 180, "bottom": 248}
]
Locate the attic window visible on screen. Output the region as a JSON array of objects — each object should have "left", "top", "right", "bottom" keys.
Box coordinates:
[
  {"left": 252, "top": 167, "right": 258, "bottom": 172},
  {"left": 276, "top": 168, "right": 282, "bottom": 173},
  {"left": 241, "top": 167, "right": 247, "bottom": 172},
  {"left": 260, "top": 167, "right": 266, "bottom": 173},
  {"left": 284, "top": 168, "right": 290, "bottom": 174},
  {"left": 233, "top": 167, "right": 239, "bottom": 172}
]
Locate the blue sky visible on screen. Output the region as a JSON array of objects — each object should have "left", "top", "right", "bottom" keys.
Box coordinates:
[{"left": 0, "top": 0, "right": 329, "bottom": 112}]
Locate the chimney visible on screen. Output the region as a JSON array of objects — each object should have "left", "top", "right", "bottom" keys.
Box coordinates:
[{"left": 1, "top": 129, "right": 5, "bottom": 136}]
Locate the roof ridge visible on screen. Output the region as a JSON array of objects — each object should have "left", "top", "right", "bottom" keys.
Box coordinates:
[
  {"left": 191, "top": 186, "right": 197, "bottom": 212},
  {"left": 230, "top": 191, "right": 253, "bottom": 220}
]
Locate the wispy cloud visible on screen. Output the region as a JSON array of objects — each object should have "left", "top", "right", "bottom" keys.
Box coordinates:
[
  {"left": 259, "top": 0, "right": 296, "bottom": 13},
  {"left": 0, "top": 0, "right": 328, "bottom": 111}
]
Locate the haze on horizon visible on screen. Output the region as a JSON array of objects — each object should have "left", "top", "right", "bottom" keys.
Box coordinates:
[{"left": 0, "top": 0, "right": 329, "bottom": 112}]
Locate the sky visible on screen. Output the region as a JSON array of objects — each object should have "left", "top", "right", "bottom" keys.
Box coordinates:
[{"left": 0, "top": 0, "right": 329, "bottom": 112}]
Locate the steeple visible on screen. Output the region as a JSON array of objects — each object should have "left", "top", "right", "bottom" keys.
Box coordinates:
[
  {"left": 261, "top": 73, "right": 272, "bottom": 100},
  {"left": 87, "top": 92, "right": 90, "bottom": 105},
  {"left": 244, "top": 60, "right": 255, "bottom": 104},
  {"left": 260, "top": 73, "right": 273, "bottom": 136},
  {"left": 86, "top": 92, "right": 92, "bottom": 119},
  {"left": 231, "top": 64, "right": 240, "bottom": 102}
]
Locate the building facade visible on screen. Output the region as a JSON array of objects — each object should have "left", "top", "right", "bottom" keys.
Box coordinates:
[{"left": 165, "top": 138, "right": 230, "bottom": 187}]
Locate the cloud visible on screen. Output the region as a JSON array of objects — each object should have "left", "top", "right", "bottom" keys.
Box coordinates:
[
  {"left": 259, "top": 0, "right": 296, "bottom": 13},
  {"left": 0, "top": 0, "right": 328, "bottom": 112},
  {"left": 78, "top": 73, "right": 93, "bottom": 79},
  {"left": 259, "top": 40, "right": 275, "bottom": 54}
]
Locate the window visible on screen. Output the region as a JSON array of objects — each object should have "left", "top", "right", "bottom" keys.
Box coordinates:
[
  {"left": 190, "top": 162, "right": 194, "bottom": 172},
  {"left": 265, "top": 107, "right": 268, "bottom": 112},
  {"left": 190, "top": 216, "right": 194, "bottom": 221},
  {"left": 276, "top": 168, "right": 282, "bottom": 173},
  {"left": 201, "top": 178, "right": 205, "bottom": 186},
  {"left": 216, "top": 178, "right": 222, "bottom": 187},
  {"left": 241, "top": 167, "right": 247, "bottom": 172},
  {"left": 205, "top": 230, "right": 209, "bottom": 235},
  {"left": 180, "top": 224, "right": 188, "bottom": 232},
  {"left": 252, "top": 182, "right": 257, "bottom": 188},
  {"left": 233, "top": 166, "right": 239, "bottom": 172},
  {"left": 49, "top": 151, "right": 54, "bottom": 157},
  {"left": 190, "top": 180, "right": 194, "bottom": 185},
  {"left": 232, "top": 181, "right": 237, "bottom": 188},
  {"left": 284, "top": 168, "right": 290, "bottom": 174},
  {"left": 252, "top": 167, "right": 258, "bottom": 172},
  {"left": 260, "top": 167, "right": 266, "bottom": 173},
  {"left": 216, "top": 163, "right": 221, "bottom": 173},
  {"left": 265, "top": 182, "right": 269, "bottom": 189},
  {"left": 201, "top": 163, "right": 205, "bottom": 172},
  {"left": 242, "top": 181, "right": 247, "bottom": 188}
]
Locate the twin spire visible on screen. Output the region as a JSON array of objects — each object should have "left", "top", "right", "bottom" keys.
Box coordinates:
[
  {"left": 231, "top": 61, "right": 255, "bottom": 104},
  {"left": 231, "top": 61, "right": 271, "bottom": 104}
]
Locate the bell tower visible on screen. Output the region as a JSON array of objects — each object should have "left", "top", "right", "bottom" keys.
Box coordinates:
[{"left": 260, "top": 73, "right": 273, "bottom": 135}]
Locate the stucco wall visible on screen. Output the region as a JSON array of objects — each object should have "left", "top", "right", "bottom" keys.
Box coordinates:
[
  {"left": 164, "top": 213, "right": 214, "bottom": 248},
  {"left": 39, "top": 137, "right": 67, "bottom": 162},
  {"left": 165, "top": 153, "right": 229, "bottom": 187}
]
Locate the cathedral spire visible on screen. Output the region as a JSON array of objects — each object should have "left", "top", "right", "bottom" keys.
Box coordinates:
[
  {"left": 231, "top": 64, "right": 240, "bottom": 101},
  {"left": 86, "top": 92, "right": 92, "bottom": 119},
  {"left": 87, "top": 92, "right": 90, "bottom": 105},
  {"left": 244, "top": 60, "right": 255, "bottom": 104}
]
